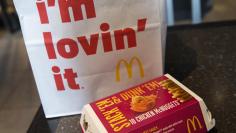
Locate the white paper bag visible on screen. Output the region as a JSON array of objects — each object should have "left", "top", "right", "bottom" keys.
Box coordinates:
[{"left": 13, "top": 0, "right": 167, "bottom": 118}]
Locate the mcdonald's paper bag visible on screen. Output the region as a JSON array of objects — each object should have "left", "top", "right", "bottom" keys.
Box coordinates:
[{"left": 13, "top": 0, "right": 167, "bottom": 118}]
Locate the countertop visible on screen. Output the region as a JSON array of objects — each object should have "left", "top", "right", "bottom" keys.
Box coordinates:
[{"left": 28, "top": 21, "right": 236, "bottom": 133}]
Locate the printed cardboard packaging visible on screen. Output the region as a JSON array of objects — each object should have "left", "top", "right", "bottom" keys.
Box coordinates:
[{"left": 80, "top": 74, "right": 215, "bottom": 133}]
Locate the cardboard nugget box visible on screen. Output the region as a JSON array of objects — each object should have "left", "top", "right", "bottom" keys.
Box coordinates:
[{"left": 80, "top": 74, "right": 215, "bottom": 133}]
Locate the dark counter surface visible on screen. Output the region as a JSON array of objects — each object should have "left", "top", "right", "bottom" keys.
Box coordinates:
[{"left": 28, "top": 21, "right": 236, "bottom": 133}]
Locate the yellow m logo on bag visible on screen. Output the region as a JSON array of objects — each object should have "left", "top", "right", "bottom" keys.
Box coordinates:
[
  {"left": 187, "top": 116, "right": 203, "bottom": 133},
  {"left": 116, "top": 56, "right": 144, "bottom": 82}
]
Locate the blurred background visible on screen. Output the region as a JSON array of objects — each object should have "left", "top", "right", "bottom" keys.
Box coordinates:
[
  {"left": 0, "top": 0, "right": 236, "bottom": 133},
  {"left": 166, "top": 0, "right": 236, "bottom": 25}
]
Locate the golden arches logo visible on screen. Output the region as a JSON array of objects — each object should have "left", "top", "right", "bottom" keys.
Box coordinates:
[
  {"left": 186, "top": 116, "right": 203, "bottom": 133},
  {"left": 116, "top": 56, "right": 144, "bottom": 82}
]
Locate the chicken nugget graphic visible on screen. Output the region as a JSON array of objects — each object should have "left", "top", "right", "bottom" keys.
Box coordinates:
[{"left": 130, "top": 94, "right": 157, "bottom": 112}]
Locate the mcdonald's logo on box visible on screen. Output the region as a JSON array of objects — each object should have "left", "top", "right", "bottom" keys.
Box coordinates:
[
  {"left": 116, "top": 56, "right": 144, "bottom": 82},
  {"left": 187, "top": 116, "right": 203, "bottom": 133},
  {"left": 81, "top": 74, "right": 215, "bottom": 133}
]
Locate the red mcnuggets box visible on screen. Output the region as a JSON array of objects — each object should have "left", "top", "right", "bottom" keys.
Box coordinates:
[{"left": 80, "top": 74, "right": 215, "bottom": 133}]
